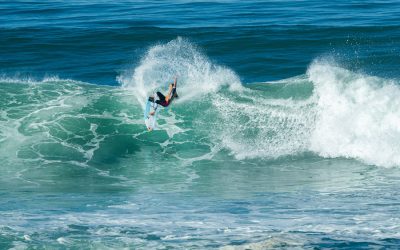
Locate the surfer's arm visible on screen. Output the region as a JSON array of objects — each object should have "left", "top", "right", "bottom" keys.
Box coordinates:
[
  {"left": 165, "top": 77, "right": 177, "bottom": 102},
  {"left": 165, "top": 82, "right": 173, "bottom": 102}
]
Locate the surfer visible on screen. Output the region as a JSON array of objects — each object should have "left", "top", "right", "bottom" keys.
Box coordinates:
[{"left": 148, "top": 77, "right": 178, "bottom": 115}]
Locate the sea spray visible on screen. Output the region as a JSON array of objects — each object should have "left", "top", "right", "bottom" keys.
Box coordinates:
[
  {"left": 211, "top": 90, "right": 316, "bottom": 160},
  {"left": 118, "top": 37, "right": 242, "bottom": 107}
]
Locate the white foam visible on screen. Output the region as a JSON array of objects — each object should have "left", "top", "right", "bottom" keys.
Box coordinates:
[
  {"left": 308, "top": 60, "right": 400, "bottom": 167},
  {"left": 0, "top": 75, "right": 85, "bottom": 85}
]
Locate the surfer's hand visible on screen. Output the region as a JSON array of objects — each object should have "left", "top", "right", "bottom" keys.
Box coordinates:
[{"left": 150, "top": 111, "right": 155, "bottom": 116}]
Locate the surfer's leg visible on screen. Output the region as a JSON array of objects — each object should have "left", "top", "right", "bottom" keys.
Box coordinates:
[
  {"left": 156, "top": 91, "right": 166, "bottom": 102},
  {"left": 155, "top": 99, "right": 167, "bottom": 107}
]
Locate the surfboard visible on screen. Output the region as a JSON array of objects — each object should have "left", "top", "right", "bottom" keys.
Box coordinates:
[{"left": 144, "top": 98, "right": 159, "bottom": 131}]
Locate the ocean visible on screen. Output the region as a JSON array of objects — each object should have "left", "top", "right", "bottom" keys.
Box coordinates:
[{"left": 1, "top": 1, "right": 400, "bottom": 249}]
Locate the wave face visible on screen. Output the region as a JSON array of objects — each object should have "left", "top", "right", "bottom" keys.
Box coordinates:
[{"left": 0, "top": 78, "right": 142, "bottom": 190}]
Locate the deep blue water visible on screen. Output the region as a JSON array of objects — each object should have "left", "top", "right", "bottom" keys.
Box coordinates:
[
  {"left": 2, "top": 1, "right": 400, "bottom": 84},
  {"left": 1, "top": 1, "right": 400, "bottom": 249}
]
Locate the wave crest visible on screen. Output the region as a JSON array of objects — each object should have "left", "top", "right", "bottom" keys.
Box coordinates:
[{"left": 309, "top": 60, "right": 400, "bottom": 167}]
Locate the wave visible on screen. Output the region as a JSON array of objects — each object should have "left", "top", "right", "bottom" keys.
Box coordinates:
[{"left": 1, "top": 40, "right": 400, "bottom": 169}]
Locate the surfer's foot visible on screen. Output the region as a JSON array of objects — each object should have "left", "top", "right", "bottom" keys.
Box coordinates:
[{"left": 148, "top": 96, "right": 154, "bottom": 102}]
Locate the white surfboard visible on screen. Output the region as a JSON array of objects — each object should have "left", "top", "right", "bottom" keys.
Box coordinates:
[{"left": 144, "top": 99, "right": 159, "bottom": 131}]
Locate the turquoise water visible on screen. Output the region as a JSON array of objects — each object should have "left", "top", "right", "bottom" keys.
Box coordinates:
[{"left": 2, "top": 1, "right": 400, "bottom": 249}]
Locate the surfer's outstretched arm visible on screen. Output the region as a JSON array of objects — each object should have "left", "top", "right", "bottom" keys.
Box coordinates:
[
  {"left": 165, "top": 87, "right": 171, "bottom": 102},
  {"left": 166, "top": 77, "right": 177, "bottom": 102}
]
